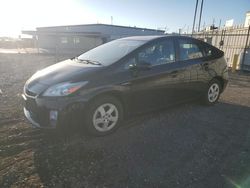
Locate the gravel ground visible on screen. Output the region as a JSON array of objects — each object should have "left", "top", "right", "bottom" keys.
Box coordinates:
[{"left": 0, "top": 54, "right": 250, "bottom": 188}]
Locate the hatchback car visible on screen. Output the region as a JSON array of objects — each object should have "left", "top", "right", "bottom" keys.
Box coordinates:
[{"left": 23, "top": 35, "right": 228, "bottom": 136}]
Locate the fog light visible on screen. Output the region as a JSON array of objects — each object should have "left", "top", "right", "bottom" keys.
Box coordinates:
[{"left": 49, "top": 110, "right": 58, "bottom": 127}]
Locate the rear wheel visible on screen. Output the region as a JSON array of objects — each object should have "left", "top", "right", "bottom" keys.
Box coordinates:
[
  {"left": 203, "top": 79, "right": 221, "bottom": 105},
  {"left": 84, "top": 96, "right": 123, "bottom": 136}
]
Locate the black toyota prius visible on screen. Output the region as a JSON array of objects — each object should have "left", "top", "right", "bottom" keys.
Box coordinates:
[{"left": 23, "top": 35, "right": 228, "bottom": 136}]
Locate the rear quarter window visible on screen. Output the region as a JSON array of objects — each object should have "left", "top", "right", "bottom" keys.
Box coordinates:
[{"left": 202, "top": 44, "right": 224, "bottom": 59}]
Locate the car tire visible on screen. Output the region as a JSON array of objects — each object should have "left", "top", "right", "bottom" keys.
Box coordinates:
[
  {"left": 203, "top": 79, "right": 222, "bottom": 105},
  {"left": 84, "top": 96, "right": 123, "bottom": 136}
]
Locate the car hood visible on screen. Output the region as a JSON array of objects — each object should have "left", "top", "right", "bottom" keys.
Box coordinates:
[{"left": 25, "top": 59, "right": 103, "bottom": 95}]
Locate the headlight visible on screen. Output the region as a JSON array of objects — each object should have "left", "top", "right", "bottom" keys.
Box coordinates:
[{"left": 42, "top": 81, "right": 88, "bottom": 97}]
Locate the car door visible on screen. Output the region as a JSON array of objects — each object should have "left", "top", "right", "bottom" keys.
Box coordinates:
[
  {"left": 117, "top": 38, "right": 188, "bottom": 113},
  {"left": 175, "top": 38, "right": 209, "bottom": 100}
]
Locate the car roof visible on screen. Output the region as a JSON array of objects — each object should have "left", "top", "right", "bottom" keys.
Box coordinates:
[
  {"left": 119, "top": 35, "right": 195, "bottom": 42},
  {"left": 119, "top": 35, "right": 165, "bottom": 41}
]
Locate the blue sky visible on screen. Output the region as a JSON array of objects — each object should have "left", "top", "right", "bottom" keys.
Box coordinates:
[
  {"left": 79, "top": 0, "right": 250, "bottom": 31},
  {"left": 0, "top": 0, "right": 249, "bottom": 37}
]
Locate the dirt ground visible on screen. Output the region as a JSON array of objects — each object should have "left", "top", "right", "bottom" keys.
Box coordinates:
[{"left": 0, "top": 54, "right": 250, "bottom": 188}]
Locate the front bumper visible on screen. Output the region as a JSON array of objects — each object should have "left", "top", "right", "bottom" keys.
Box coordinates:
[
  {"left": 24, "top": 107, "right": 41, "bottom": 128},
  {"left": 22, "top": 94, "right": 87, "bottom": 128}
]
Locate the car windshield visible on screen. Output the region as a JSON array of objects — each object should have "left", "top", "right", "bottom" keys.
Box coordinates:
[{"left": 78, "top": 39, "right": 145, "bottom": 66}]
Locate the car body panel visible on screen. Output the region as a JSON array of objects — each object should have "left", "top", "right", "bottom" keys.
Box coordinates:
[
  {"left": 25, "top": 59, "right": 104, "bottom": 95},
  {"left": 22, "top": 35, "right": 229, "bottom": 128}
]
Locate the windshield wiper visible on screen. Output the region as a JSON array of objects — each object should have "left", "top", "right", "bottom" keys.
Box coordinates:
[{"left": 74, "top": 57, "right": 102, "bottom": 65}]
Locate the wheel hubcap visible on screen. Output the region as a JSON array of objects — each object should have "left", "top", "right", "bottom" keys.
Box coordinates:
[
  {"left": 93, "top": 103, "right": 119, "bottom": 132},
  {"left": 208, "top": 83, "right": 220, "bottom": 103}
]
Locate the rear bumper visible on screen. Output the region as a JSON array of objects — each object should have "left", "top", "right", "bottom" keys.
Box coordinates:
[
  {"left": 222, "top": 79, "right": 228, "bottom": 93},
  {"left": 221, "top": 68, "right": 229, "bottom": 92}
]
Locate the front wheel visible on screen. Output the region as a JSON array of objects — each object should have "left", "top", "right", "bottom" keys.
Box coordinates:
[
  {"left": 203, "top": 79, "right": 221, "bottom": 105},
  {"left": 84, "top": 96, "right": 123, "bottom": 136}
]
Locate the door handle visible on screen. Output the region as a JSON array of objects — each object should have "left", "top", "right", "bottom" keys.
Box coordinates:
[
  {"left": 121, "top": 82, "right": 131, "bottom": 86},
  {"left": 202, "top": 63, "right": 209, "bottom": 71},
  {"left": 170, "top": 70, "right": 178, "bottom": 77}
]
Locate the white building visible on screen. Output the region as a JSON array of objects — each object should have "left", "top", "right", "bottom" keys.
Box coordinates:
[
  {"left": 244, "top": 11, "right": 250, "bottom": 27},
  {"left": 22, "top": 24, "right": 164, "bottom": 55}
]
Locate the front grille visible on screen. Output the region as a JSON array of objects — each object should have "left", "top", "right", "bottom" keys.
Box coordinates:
[
  {"left": 25, "top": 97, "right": 37, "bottom": 112},
  {"left": 24, "top": 97, "right": 50, "bottom": 127}
]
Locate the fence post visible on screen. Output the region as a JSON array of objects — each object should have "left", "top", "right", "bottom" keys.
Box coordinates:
[
  {"left": 232, "top": 54, "right": 239, "bottom": 73},
  {"left": 241, "top": 25, "right": 250, "bottom": 71},
  {"left": 219, "top": 29, "right": 225, "bottom": 50}
]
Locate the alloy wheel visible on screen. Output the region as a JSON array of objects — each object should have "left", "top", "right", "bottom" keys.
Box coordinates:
[
  {"left": 208, "top": 83, "right": 220, "bottom": 103},
  {"left": 92, "top": 103, "right": 119, "bottom": 132}
]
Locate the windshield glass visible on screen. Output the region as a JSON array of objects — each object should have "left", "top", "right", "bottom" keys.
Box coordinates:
[{"left": 78, "top": 39, "right": 145, "bottom": 66}]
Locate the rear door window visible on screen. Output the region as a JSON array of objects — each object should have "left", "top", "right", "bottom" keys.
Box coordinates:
[{"left": 178, "top": 39, "right": 204, "bottom": 61}]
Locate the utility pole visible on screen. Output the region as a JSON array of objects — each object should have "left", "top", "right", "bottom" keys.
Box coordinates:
[
  {"left": 212, "top": 18, "right": 215, "bottom": 26},
  {"left": 198, "top": 0, "right": 204, "bottom": 32},
  {"left": 218, "top": 19, "right": 222, "bottom": 30},
  {"left": 192, "top": 0, "right": 199, "bottom": 36}
]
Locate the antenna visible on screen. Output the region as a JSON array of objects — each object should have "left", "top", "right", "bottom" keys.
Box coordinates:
[{"left": 111, "top": 16, "right": 113, "bottom": 25}]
